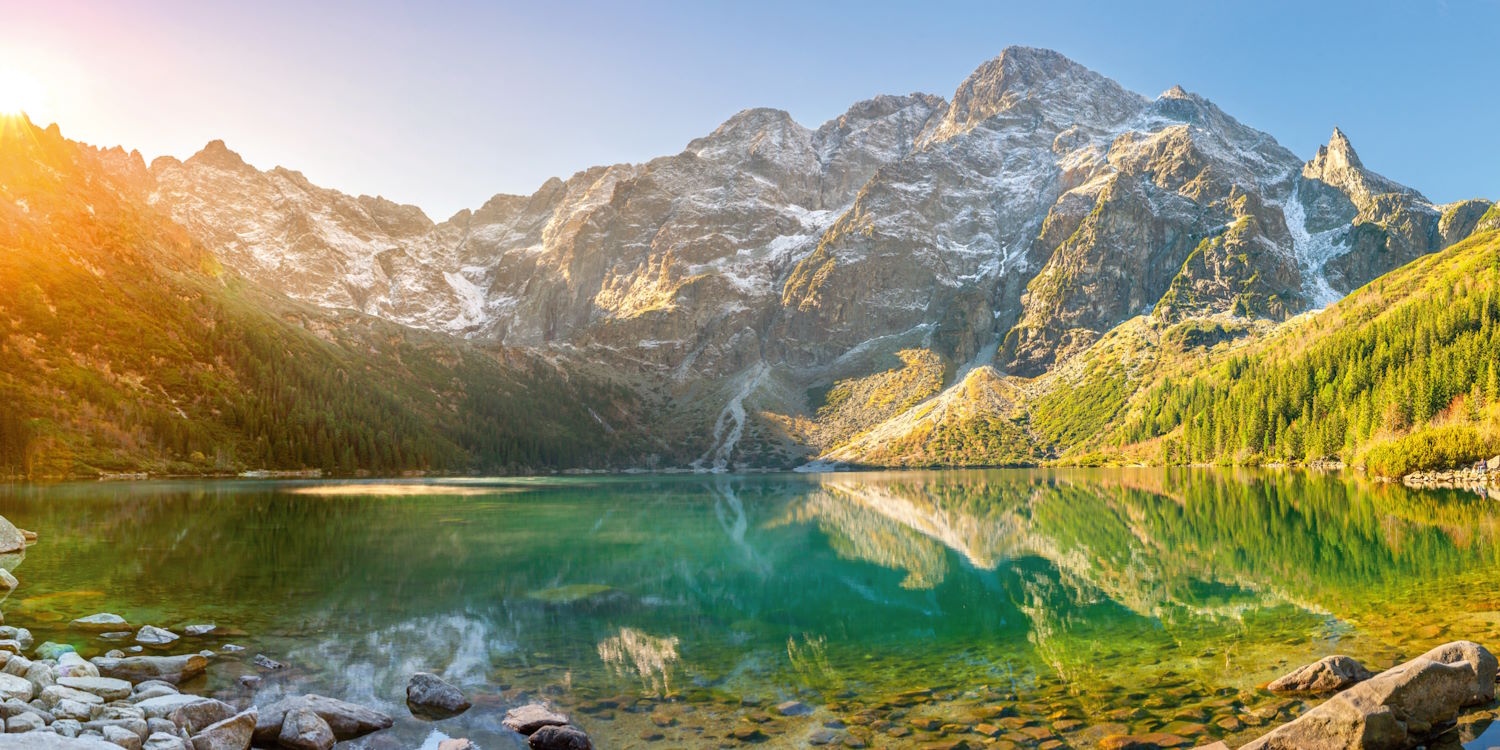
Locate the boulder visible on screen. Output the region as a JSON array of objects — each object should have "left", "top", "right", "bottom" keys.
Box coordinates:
[
  {"left": 143, "top": 733, "right": 190, "bottom": 750},
  {"left": 502, "top": 704, "right": 569, "bottom": 735},
  {"left": 0, "top": 518, "right": 24, "bottom": 555},
  {"left": 36, "top": 643, "right": 76, "bottom": 660},
  {"left": 5, "top": 711, "right": 43, "bottom": 732},
  {"left": 527, "top": 725, "right": 593, "bottom": 750},
  {"left": 0, "top": 571, "right": 16, "bottom": 591},
  {"left": 90, "top": 655, "right": 206, "bottom": 685},
  {"left": 0, "top": 675, "right": 29, "bottom": 703},
  {"left": 56, "top": 653, "right": 99, "bottom": 679},
  {"left": 1243, "top": 640, "right": 1497, "bottom": 750},
  {"left": 57, "top": 677, "right": 131, "bottom": 702},
  {"left": 168, "top": 699, "right": 236, "bottom": 734},
  {"left": 277, "top": 708, "right": 335, "bottom": 750},
  {"left": 406, "top": 672, "right": 470, "bottom": 718},
  {"left": 1267, "top": 655, "right": 1373, "bottom": 693},
  {"left": 181, "top": 625, "right": 215, "bottom": 637},
  {"left": 101, "top": 724, "right": 142, "bottom": 750},
  {"left": 42, "top": 685, "right": 105, "bottom": 707},
  {"left": 52, "top": 699, "right": 93, "bottom": 721},
  {"left": 251, "top": 695, "right": 391, "bottom": 743},
  {"left": 134, "top": 694, "right": 213, "bottom": 720},
  {"left": 188, "top": 708, "right": 255, "bottom": 750}
]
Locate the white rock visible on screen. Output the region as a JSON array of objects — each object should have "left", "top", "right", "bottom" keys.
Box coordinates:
[
  {"left": 0, "top": 674, "right": 30, "bottom": 703},
  {"left": 134, "top": 627, "right": 177, "bottom": 647}
]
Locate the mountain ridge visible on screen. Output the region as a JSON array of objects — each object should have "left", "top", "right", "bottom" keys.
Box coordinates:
[{"left": 6, "top": 46, "right": 1495, "bottom": 474}]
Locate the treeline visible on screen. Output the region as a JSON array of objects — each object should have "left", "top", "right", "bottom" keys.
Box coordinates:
[{"left": 1116, "top": 238, "right": 1500, "bottom": 470}]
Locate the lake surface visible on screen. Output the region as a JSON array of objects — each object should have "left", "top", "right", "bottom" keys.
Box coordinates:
[{"left": 4, "top": 469, "right": 1500, "bottom": 749}]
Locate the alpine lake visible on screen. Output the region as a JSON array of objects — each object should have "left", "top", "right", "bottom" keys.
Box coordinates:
[{"left": 5, "top": 469, "right": 1500, "bottom": 749}]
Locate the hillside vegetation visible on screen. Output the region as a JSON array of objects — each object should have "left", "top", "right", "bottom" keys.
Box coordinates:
[
  {"left": 1089, "top": 230, "right": 1500, "bottom": 474},
  {"left": 0, "top": 117, "right": 639, "bottom": 478}
]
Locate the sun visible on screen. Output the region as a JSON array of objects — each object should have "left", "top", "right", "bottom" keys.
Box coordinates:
[{"left": 0, "top": 69, "right": 46, "bottom": 117}]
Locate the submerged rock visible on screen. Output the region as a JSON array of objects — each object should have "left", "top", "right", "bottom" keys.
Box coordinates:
[
  {"left": 70, "top": 614, "right": 128, "bottom": 632},
  {"left": 1243, "top": 640, "right": 1497, "bottom": 750},
  {"left": 252, "top": 695, "right": 392, "bottom": 743},
  {"left": 135, "top": 626, "right": 179, "bottom": 646},
  {"left": 1267, "top": 655, "right": 1373, "bottom": 693},
  {"left": 406, "top": 672, "right": 470, "bottom": 718},
  {"left": 91, "top": 654, "right": 207, "bottom": 685},
  {"left": 503, "top": 704, "right": 570, "bottom": 734},
  {"left": 527, "top": 724, "right": 593, "bottom": 750}
]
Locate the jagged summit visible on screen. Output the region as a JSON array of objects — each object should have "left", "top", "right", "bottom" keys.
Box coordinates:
[
  {"left": 1321, "top": 126, "right": 1363, "bottom": 170},
  {"left": 186, "top": 139, "right": 249, "bottom": 171},
  {"left": 924, "top": 46, "right": 1146, "bottom": 144}
]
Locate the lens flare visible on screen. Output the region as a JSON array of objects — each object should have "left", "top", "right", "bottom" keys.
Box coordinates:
[{"left": 0, "top": 69, "right": 46, "bottom": 117}]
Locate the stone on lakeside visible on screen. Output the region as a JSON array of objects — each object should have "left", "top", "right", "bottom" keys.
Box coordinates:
[
  {"left": 0, "top": 734, "right": 120, "bottom": 748},
  {"left": 57, "top": 677, "right": 130, "bottom": 702},
  {"left": 1243, "top": 640, "right": 1497, "bottom": 750},
  {"left": 0, "top": 674, "right": 30, "bottom": 703},
  {"left": 252, "top": 695, "right": 392, "bottom": 744},
  {"left": 0, "top": 518, "right": 24, "bottom": 555},
  {"left": 188, "top": 708, "right": 255, "bottom": 750},
  {"left": 502, "top": 703, "right": 570, "bottom": 735},
  {"left": 277, "top": 708, "right": 335, "bottom": 750},
  {"left": 1267, "top": 655, "right": 1374, "bottom": 694},
  {"left": 101, "top": 724, "right": 142, "bottom": 750}
]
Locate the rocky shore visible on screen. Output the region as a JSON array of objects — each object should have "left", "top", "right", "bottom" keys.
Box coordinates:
[
  {"left": 1402, "top": 455, "right": 1500, "bottom": 495},
  {"left": 0, "top": 514, "right": 596, "bottom": 750}
]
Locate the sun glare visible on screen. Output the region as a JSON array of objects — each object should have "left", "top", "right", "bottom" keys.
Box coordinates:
[{"left": 0, "top": 69, "right": 46, "bottom": 117}]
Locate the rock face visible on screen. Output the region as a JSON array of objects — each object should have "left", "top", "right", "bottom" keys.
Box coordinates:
[
  {"left": 127, "top": 46, "right": 1489, "bottom": 468},
  {"left": 1267, "top": 655, "right": 1374, "bottom": 693},
  {"left": 405, "top": 672, "right": 470, "bottom": 718},
  {"left": 1243, "top": 640, "right": 1497, "bottom": 750}
]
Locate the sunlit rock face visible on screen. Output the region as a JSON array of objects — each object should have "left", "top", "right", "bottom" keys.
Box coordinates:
[{"left": 135, "top": 47, "right": 1487, "bottom": 464}]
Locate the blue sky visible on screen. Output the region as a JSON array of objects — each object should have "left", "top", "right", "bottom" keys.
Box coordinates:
[{"left": 5, "top": 0, "right": 1496, "bottom": 218}]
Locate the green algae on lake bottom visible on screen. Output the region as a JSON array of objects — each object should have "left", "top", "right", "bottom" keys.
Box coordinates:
[{"left": 3, "top": 469, "right": 1500, "bottom": 748}]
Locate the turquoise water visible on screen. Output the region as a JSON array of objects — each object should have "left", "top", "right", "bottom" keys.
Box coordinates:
[{"left": 3, "top": 469, "right": 1499, "bottom": 748}]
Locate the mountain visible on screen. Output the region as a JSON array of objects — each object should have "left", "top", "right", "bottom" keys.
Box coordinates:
[
  {"left": 8, "top": 47, "right": 1494, "bottom": 473},
  {"left": 127, "top": 47, "right": 1489, "bottom": 470},
  {"left": 0, "top": 116, "right": 641, "bottom": 478}
]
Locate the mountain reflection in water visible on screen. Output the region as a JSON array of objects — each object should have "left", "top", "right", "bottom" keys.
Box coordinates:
[{"left": 2, "top": 469, "right": 1498, "bottom": 748}]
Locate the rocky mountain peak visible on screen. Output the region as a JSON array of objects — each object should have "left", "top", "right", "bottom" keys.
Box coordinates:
[
  {"left": 186, "top": 139, "right": 250, "bottom": 172},
  {"left": 924, "top": 46, "right": 1147, "bottom": 144},
  {"left": 1322, "top": 127, "right": 1362, "bottom": 170}
]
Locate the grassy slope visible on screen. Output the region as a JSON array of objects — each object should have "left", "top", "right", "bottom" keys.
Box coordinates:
[{"left": 0, "top": 117, "right": 640, "bottom": 478}]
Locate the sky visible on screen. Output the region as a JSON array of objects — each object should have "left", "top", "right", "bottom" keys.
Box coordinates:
[{"left": 2, "top": 0, "right": 1496, "bottom": 219}]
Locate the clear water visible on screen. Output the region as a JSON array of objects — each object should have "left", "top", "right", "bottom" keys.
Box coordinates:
[{"left": 4, "top": 468, "right": 1500, "bottom": 749}]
